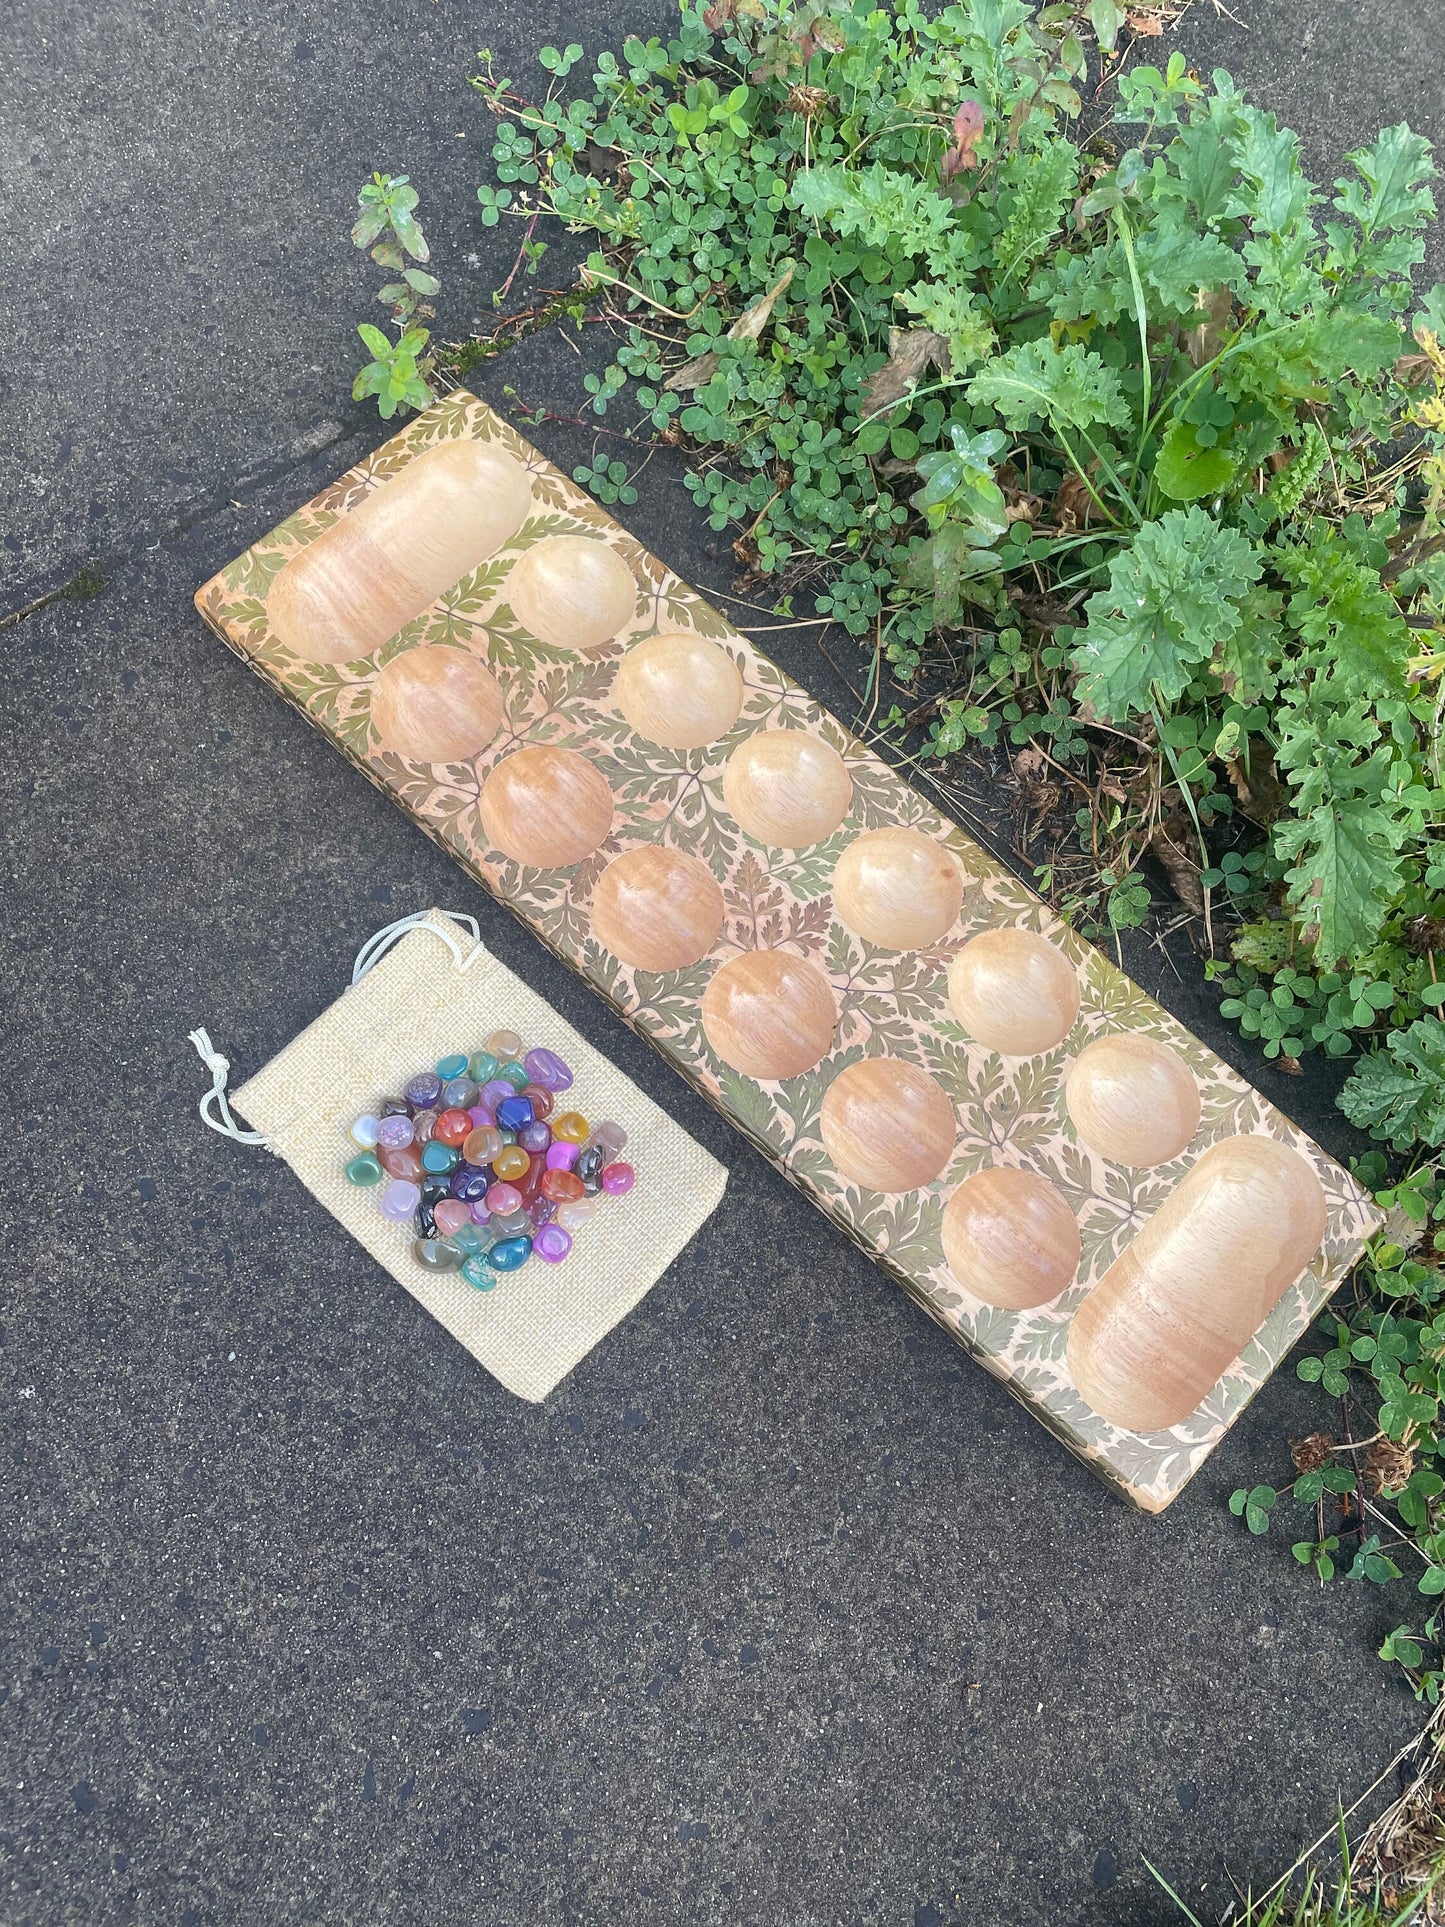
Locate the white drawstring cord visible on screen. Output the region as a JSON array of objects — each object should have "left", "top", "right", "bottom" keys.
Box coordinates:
[
  {"left": 191, "top": 910, "right": 485, "bottom": 1148},
  {"left": 188, "top": 1027, "right": 269, "bottom": 1145},
  {"left": 351, "top": 909, "right": 480, "bottom": 984}
]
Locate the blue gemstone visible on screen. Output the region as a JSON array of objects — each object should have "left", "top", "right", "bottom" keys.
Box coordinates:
[
  {"left": 495, "top": 1094, "right": 535, "bottom": 1132},
  {"left": 449, "top": 1165, "right": 492, "bottom": 1202},
  {"left": 436, "top": 1053, "right": 469, "bottom": 1080},
  {"left": 486, "top": 1234, "right": 533, "bottom": 1272},
  {"left": 422, "top": 1141, "right": 459, "bottom": 1174}
]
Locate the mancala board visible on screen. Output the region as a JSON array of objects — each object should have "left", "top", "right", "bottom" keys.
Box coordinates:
[{"left": 196, "top": 389, "right": 1378, "bottom": 1511}]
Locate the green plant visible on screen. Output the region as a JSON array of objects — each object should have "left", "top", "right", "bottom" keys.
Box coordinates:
[
  {"left": 469, "top": 0, "right": 1445, "bottom": 1094},
  {"left": 351, "top": 173, "right": 441, "bottom": 416},
  {"left": 1150, "top": 1815, "right": 1437, "bottom": 1925}
]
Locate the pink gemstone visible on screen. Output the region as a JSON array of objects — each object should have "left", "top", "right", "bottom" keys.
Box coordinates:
[
  {"left": 533, "top": 1223, "right": 572, "bottom": 1263},
  {"left": 485, "top": 1181, "right": 522, "bottom": 1216},
  {"left": 601, "top": 1161, "right": 635, "bottom": 1196},
  {"left": 433, "top": 1199, "right": 473, "bottom": 1237},
  {"left": 545, "top": 1141, "right": 580, "bottom": 1172}
]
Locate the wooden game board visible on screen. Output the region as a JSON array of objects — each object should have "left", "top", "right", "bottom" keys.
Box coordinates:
[{"left": 196, "top": 390, "right": 1378, "bottom": 1510}]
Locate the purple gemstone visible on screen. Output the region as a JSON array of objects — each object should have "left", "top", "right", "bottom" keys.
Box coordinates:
[
  {"left": 449, "top": 1165, "right": 492, "bottom": 1203},
  {"left": 529, "top": 1197, "right": 557, "bottom": 1228},
  {"left": 545, "top": 1141, "right": 580, "bottom": 1172},
  {"left": 469, "top": 1200, "right": 492, "bottom": 1225},
  {"left": 481, "top": 1078, "right": 515, "bottom": 1112},
  {"left": 533, "top": 1223, "right": 572, "bottom": 1263},
  {"left": 405, "top": 1071, "right": 444, "bottom": 1110},
  {"left": 377, "top": 1114, "right": 415, "bottom": 1150},
  {"left": 380, "top": 1179, "right": 421, "bottom": 1222},
  {"left": 523, "top": 1047, "right": 573, "bottom": 1093},
  {"left": 467, "top": 1104, "right": 496, "bottom": 1131},
  {"left": 519, "top": 1121, "right": 552, "bottom": 1154}
]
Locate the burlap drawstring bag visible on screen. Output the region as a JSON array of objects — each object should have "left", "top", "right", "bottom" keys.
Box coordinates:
[{"left": 192, "top": 908, "right": 727, "bottom": 1401}]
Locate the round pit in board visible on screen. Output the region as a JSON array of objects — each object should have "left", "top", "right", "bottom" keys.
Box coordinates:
[
  {"left": 506, "top": 534, "right": 639, "bottom": 652},
  {"left": 370, "top": 644, "right": 506, "bottom": 764},
  {"left": 612, "top": 631, "right": 744, "bottom": 750},
  {"left": 480, "top": 745, "right": 615, "bottom": 869},
  {"left": 819, "top": 1057, "right": 955, "bottom": 1194},
  {"left": 590, "top": 846, "right": 726, "bottom": 974},
  {"left": 941, "top": 1167, "right": 1081, "bottom": 1309},
  {"left": 700, "top": 949, "right": 837, "bottom": 1081},
  {"left": 832, "top": 826, "right": 964, "bottom": 951},
  {"left": 946, "top": 926, "right": 1080, "bottom": 1058},
  {"left": 722, "top": 730, "right": 853, "bottom": 849},
  {"left": 267, "top": 440, "right": 533, "bottom": 664},
  {"left": 1064, "top": 1033, "right": 1201, "bottom": 1168}
]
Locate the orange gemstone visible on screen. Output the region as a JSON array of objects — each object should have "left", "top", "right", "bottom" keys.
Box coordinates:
[
  {"left": 541, "top": 1169, "right": 584, "bottom": 1203},
  {"left": 552, "top": 1112, "right": 590, "bottom": 1144},
  {"left": 433, "top": 1108, "right": 472, "bottom": 1147}
]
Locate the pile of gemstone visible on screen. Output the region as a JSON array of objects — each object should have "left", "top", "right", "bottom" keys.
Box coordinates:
[{"left": 342, "top": 1030, "right": 635, "bottom": 1289}]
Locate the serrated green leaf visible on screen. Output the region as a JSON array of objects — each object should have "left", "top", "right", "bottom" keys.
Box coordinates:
[
  {"left": 1272, "top": 783, "right": 1406, "bottom": 965},
  {"left": 1071, "top": 508, "right": 1263, "bottom": 718},
  {"left": 1339, "top": 1019, "right": 1445, "bottom": 1149},
  {"left": 966, "top": 339, "right": 1130, "bottom": 437},
  {"left": 1334, "top": 124, "right": 1437, "bottom": 240}
]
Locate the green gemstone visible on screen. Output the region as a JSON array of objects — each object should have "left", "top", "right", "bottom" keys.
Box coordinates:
[
  {"left": 467, "top": 1051, "right": 500, "bottom": 1084},
  {"left": 345, "top": 1152, "right": 383, "bottom": 1186},
  {"left": 436, "top": 1052, "right": 469, "bottom": 1080},
  {"left": 452, "top": 1223, "right": 488, "bottom": 1256},
  {"left": 461, "top": 1254, "right": 498, "bottom": 1292},
  {"left": 421, "top": 1140, "right": 460, "bottom": 1174},
  {"left": 499, "top": 1060, "right": 530, "bottom": 1090}
]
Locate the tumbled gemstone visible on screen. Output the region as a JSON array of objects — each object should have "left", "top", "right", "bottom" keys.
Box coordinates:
[
  {"left": 377, "top": 1114, "right": 415, "bottom": 1150},
  {"left": 524, "top": 1047, "right": 573, "bottom": 1092},
  {"left": 467, "top": 1051, "right": 500, "bottom": 1086},
  {"left": 345, "top": 1152, "right": 383, "bottom": 1187},
  {"left": 601, "top": 1161, "right": 636, "bottom": 1196},
  {"left": 552, "top": 1112, "right": 589, "bottom": 1144},
  {"left": 492, "top": 1145, "right": 530, "bottom": 1183},
  {"left": 498, "top": 1061, "right": 530, "bottom": 1092},
  {"left": 379, "top": 1097, "right": 410, "bottom": 1118},
  {"left": 433, "top": 1199, "right": 473, "bottom": 1238},
  {"left": 463, "top": 1125, "right": 504, "bottom": 1166},
  {"left": 466, "top": 1104, "right": 496, "bottom": 1132},
  {"left": 497, "top": 1129, "right": 517, "bottom": 1148},
  {"left": 515, "top": 1155, "right": 546, "bottom": 1206},
  {"left": 350, "top": 1114, "right": 380, "bottom": 1147},
  {"left": 433, "top": 1108, "right": 472, "bottom": 1148},
  {"left": 592, "top": 1120, "right": 628, "bottom": 1155},
  {"left": 435, "top": 1053, "right": 469, "bottom": 1081},
  {"left": 480, "top": 1078, "right": 515, "bottom": 1112},
  {"left": 468, "top": 1200, "right": 492, "bottom": 1225},
  {"left": 413, "top": 1201, "right": 439, "bottom": 1240},
  {"left": 487, "top": 1234, "right": 532, "bottom": 1272},
  {"left": 453, "top": 1222, "right": 489, "bottom": 1256},
  {"left": 576, "top": 1145, "right": 605, "bottom": 1191},
  {"left": 490, "top": 1208, "right": 532, "bottom": 1239},
  {"left": 450, "top": 1165, "right": 492, "bottom": 1203},
  {"left": 413, "top": 1236, "right": 463, "bottom": 1272},
  {"left": 411, "top": 1108, "right": 439, "bottom": 1146},
  {"left": 378, "top": 1143, "right": 424, "bottom": 1182},
  {"left": 495, "top": 1094, "right": 534, "bottom": 1132},
  {"left": 484, "top": 1029, "right": 523, "bottom": 1060},
  {"left": 533, "top": 1223, "right": 572, "bottom": 1263},
  {"left": 442, "top": 1075, "right": 480, "bottom": 1111},
  {"left": 485, "top": 1181, "right": 522, "bottom": 1216},
  {"left": 422, "top": 1140, "right": 460, "bottom": 1175},
  {"left": 380, "top": 1179, "right": 421, "bottom": 1222},
  {"left": 545, "top": 1141, "right": 580, "bottom": 1172},
  {"left": 405, "top": 1071, "right": 444, "bottom": 1110},
  {"left": 461, "top": 1254, "right": 499, "bottom": 1291},
  {"left": 555, "top": 1198, "right": 596, "bottom": 1232},
  {"left": 421, "top": 1176, "right": 452, "bottom": 1208},
  {"left": 542, "top": 1169, "right": 584, "bottom": 1203},
  {"left": 529, "top": 1197, "right": 557, "bottom": 1228},
  {"left": 519, "top": 1121, "right": 552, "bottom": 1155}
]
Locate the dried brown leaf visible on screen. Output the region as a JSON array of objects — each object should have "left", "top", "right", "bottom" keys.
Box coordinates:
[
  {"left": 1152, "top": 820, "right": 1205, "bottom": 915},
  {"left": 1225, "top": 747, "right": 1287, "bottom": 827},
  {"left": 663, "top": 266, "right": 795, "bottom": 393},
  {"left": 860, "top": 327, "right": 951, "bottom": 418}
]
